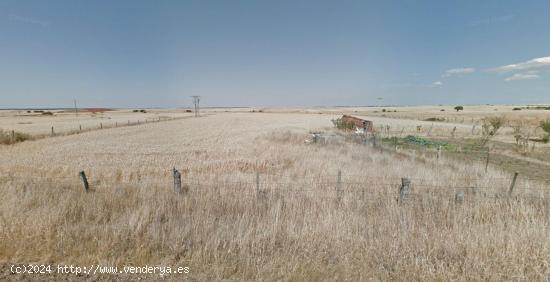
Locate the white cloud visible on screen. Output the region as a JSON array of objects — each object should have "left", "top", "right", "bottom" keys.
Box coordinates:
[
  {"left": 430, "top": 81, "right": 443, "bottom": 87},
  {"left": 491, "top": 56, "right": 550, "bottom": 73},
  {"left": 444, "top": 67, "right": 475, "bottom": 77},
  {"left": 505, "top": 73, "right": 540, "bottom": 82},
  {"left": 8, "top": 14, "right": 50, "bottom": 27},
  {"left": 469, "top": 15, "right": 515, "bottom": 27}
]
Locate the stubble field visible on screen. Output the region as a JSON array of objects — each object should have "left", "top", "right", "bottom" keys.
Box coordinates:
[{"left": 0, "top": 111, "right": 549, "bottom": 281}]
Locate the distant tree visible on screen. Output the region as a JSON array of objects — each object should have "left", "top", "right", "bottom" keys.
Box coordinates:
[{"left": 454, "top": 106, "right": 464, "bottom": 112}]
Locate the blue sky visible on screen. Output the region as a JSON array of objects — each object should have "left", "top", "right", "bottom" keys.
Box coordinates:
[{"left": 1, "top": 0, "right": 549, "bottom": 108}]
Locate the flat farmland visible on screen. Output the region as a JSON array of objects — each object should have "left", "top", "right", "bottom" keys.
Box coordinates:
[
  {"left": 1, "top": 111, "right": 549, "bottom": 280},
  {"left": 0, "top": 109, "right": 193, "bottom": 136}
]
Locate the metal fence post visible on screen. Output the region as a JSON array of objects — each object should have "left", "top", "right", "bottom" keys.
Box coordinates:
[{"left": 173, "top": 168, "right": 182, "bottom": 194}]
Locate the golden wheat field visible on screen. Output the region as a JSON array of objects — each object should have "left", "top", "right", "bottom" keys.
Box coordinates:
[{"left": 0, "top": 110, "right": 549, "bottom": 280}]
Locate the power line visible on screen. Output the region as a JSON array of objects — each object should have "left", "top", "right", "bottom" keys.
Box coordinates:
[{"left": 192, "top": 96, "right": 200, "bottom": 117}]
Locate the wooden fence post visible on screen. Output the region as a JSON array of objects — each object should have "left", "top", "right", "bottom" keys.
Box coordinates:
[
  {"left": 79, "top": 125, "right": 82, "bottom": 131},
  {"left": 11, "top": 130, "right": 15, "bottom": 143},
  {"left": 100, "top": 123, "right": 103, "bottom": 129},
  {"left": 128, "top": 120, "right": 130, "bottom": 125},
  {"left": 399, "top": 177, "right": 411, "bottom": 204},
  {"left": 455, "top": 192, "right": 464, "bottom": 204},
  {"left": 437, "top": 146, "right": 442, "bottom": 161},
  {"left": 173, "top": 168, "right": 182, "bottom": 194},
  {"left": 509, "top": 172, "right": 518, "bottom": 196},
  {"left": 79, "top": 171, "right": 89, "bottom": 192},
  {"left": 51, "top": 126, "right": 55, "bottom": 137}
]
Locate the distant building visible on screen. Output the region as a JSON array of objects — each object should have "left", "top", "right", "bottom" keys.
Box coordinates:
[{"left": 340, "top": 115, "right": 374, "bottom": 133}]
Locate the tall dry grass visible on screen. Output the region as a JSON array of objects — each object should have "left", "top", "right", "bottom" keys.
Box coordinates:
[{"left": 0, "top": 113, "right": 549, "bottom": 280}]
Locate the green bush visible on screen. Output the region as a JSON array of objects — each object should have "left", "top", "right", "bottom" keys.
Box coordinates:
[
  {"left": 331, "top": 119, "right": 355, "bottom": 130},
  {"left": 403, "top": 135, "right": 449, "bottom": 148},
  {"left": 541, "top": 120, "right": 550, "bottom": 134},
  {"left": 454, "top": 106, "right": 464, "bottom": 112}
]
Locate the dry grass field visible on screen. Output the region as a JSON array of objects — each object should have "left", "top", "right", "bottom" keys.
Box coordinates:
[
  {"left": 1, "top": 110, "right": 550, "bottom": 280},
  {"left": 0, "top": 109, "right": 193, "bottom": 136}
]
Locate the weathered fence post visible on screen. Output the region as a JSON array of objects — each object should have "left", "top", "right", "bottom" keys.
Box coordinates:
[
  {"left": 455, "top": 192, "right": 464, "bottom": 204},
  {"left": 509, "top": 172, "right": 518, "bottom": 196},
  {"left": 79, "top": 171, "right": 89, "bottom": 192},
  {"left": 437, "top": 146, "right": 442, "bottom": 161},
  {"left": 51, "top": 126, "right": 55, "bottom": 137},
  {"left": 79, "top": 125, "right": 82, "bottom": 131},
  {"left": 399, "top": 177, "right": 411, "bottom": 204},
  {"left": 128, "top": 120, "right": 130, "bottom": 125},
  {"left": 173, "top": 168, "right": 182, "bottom": 194},
  {"left": 11, "top": 130, "right": 15, "bottom": 143},
  {"left": 100, "top": 123, "right": 103, "bottom": 129}
]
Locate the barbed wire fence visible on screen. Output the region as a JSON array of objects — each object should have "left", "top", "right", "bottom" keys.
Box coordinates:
[{"left": 1, "top": 168, "right": 549, "bottom": 205}]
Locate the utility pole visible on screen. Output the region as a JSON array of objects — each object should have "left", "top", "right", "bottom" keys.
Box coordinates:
[
  {"left": 191, "top": 96, "right": 200, "bottom": 117},
  {"left": 74, "top": 99, "right": 78, "bottom": 117}
]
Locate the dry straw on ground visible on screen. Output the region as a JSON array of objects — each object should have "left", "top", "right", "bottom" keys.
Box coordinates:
[{"left": 0, "top": 113, "right": 549, "bottom": 280}]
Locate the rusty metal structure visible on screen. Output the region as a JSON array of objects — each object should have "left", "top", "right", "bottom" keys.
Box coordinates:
[{"left": 340, "top": 115, "right": 374, "bottom": 133}]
